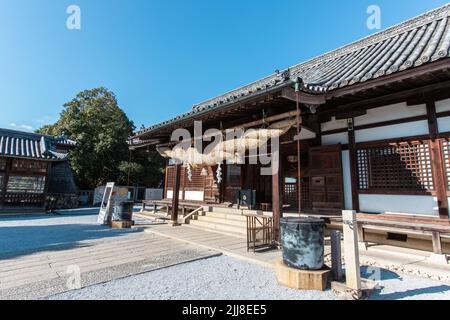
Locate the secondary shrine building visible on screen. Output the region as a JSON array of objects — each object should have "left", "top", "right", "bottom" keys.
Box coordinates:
[
  {"left": 0, "top": 129, "right": 78, "bottom": 213},
  {"left": 130, "top": 5, "right": 450, "bottom": 253}
]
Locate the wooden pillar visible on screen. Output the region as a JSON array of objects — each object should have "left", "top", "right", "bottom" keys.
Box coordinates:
[
  {"left": 426, "top": 101, "right": 449, "bottom": 219},
  {"left": 348, "top": 119, "right": 360, "bottom": 211},
  {"left": 171, "top": 164, "right": 182, "bottom": 225},
  {"left": 272, "top": 157, "right": 283, "bottom": 242}
]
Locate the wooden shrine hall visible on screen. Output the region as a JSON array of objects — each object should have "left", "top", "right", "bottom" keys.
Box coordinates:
[
  {"left": 0, "top": 128, "right": 78, "bottom": 212},
  {"left": 130, "top": 4, "right": 450, "bottom": 255}
]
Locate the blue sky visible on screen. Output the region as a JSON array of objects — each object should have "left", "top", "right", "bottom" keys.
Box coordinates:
[{"left": 0, "top": 0, "right": 448, "bottom": 132}]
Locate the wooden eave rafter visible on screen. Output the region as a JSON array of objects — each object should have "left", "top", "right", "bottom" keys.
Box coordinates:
[{"left": 132, "top": 58, "right": 450, "bottom": 147}]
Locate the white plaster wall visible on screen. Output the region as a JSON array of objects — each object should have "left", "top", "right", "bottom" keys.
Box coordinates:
[
  {"left": 184, "top": 191, "right": 204, "bottom": 201},
  {"left": 341, "top": 150, "right": 353, "bottom": 210},
  {"left": 359, "top": 194, "right": 439, "bottom": 216},
  {"left": 166, "top": 190, "right": 183, "bottom": 200},
  {"left": 438, "top": 116, "right": 450, "bottom": 133},
  {"left": 354, "top": 102, "right": 426, "bottom": 126},
  {"left": 355, "top": 120, "right": 429, "bottom": 143},
  {"left": 321, "top": 132, "right": 348, "bottom": 145},
  {"left": 321, "top": 117, "right": 347, "bottom": 132},
  {"left": 299, "top": 128, "right": 316, "bottom": 140},
  {"left": 435, "top": 98, "right": 450, "bottom": 113}
]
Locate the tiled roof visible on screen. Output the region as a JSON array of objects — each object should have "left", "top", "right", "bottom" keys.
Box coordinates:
[
  {"left": 134, "top": 3, "right": 450, "bottom": 138},
  {"left": 0, "top": 129, "right": 75, "bottom": 161}
]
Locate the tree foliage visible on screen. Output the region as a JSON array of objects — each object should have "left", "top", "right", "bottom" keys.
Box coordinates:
[{"left": 38, "top": 87, "right": 164, "bottom": 189}]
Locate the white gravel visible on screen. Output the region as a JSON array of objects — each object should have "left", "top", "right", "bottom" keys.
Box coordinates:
[
  {"left": 2, "top": 209, "right": 450, "bottom": 300},
  {"left": 50, "top": 255, "right": 337, "bottom": 300},
  {"left": 49, "top": 255, "right": 450, "bottom": 300}
]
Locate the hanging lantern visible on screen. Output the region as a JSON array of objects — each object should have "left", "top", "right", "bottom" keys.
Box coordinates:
[{"left": 201, "top": 168, "right": 208, "bottom": 176}]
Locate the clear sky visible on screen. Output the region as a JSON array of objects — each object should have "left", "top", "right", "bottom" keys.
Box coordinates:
[{"left": 0, "top": 0, "right": 448, "bottom": 132}]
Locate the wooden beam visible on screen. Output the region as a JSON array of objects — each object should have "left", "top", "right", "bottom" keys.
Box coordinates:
[
  {"left": 427, "top": 101, "right": 449, "bottom": 220},
  {"left": 171, "top": 164, "right": 182, "bottom": 225},
  {"left": 231, "top": 111, "right": 298, "bottom": 130},
  {"left": 426, "top": 101, "right": 439, "bottom": 139},
  {"left": 281, "top": 87, "right": 326, "bottom": 105}
]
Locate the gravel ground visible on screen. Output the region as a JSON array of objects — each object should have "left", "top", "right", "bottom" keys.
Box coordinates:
[
  {"left": 49, "top": 255, "right": 450, "bottom": 300},
  {"left": 2, "top": 209, "right": 450, "bottom": 300}
]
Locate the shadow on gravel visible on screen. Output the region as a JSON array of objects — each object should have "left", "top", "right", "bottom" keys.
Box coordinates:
[
  {"left": 370, "top": 284, "right": 450, "bottom": 300},
  {"left": 0, "top": 222, "right": 143, "bottom": 260}
]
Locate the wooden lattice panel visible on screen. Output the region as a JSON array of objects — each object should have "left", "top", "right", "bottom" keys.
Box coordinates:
[
  {"left": 184, "top": 168, "right": 206, "bottom": 190},
  {"left": 357, "top": 141, "right": 434, "bottom": 191},
  {"left": 166, "top": 166, "right": 205, "bottom": 191},
  {"left": 11, "top": 159, "right": 47, "bottom": 174},
  {"left": 443, "top": 139, "right": 450, "bottom": 191}
]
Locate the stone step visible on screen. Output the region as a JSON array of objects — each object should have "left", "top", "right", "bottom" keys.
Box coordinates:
[
  {"left": 202, "top": 211, "right": 247, "bottom": 222},
  {"left": 197, "top": 215, "right": 247, "bottom": 227},
  {"left": 185, "top": 224, "right": 247, "bottom": 240},
  {"left": 203, "top": 206, "right": 244, "bottom": 215},
  {"left": 189, "top": 219, "right": 247, "bottom": 236}
]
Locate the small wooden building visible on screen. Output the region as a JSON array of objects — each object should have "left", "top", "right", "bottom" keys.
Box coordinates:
[
  {"left": 130, "top": 5, "right": 450, "bottom": 253},
  {"left": 0, "top": 129, "right": 78, "bottom": 212}
]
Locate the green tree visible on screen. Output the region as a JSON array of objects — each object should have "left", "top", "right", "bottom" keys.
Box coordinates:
[{"left": 38, "top": 87, "right": 164, "bottom": 189}]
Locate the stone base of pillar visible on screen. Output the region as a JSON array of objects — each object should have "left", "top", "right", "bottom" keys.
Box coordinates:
[
  {"left": 168, "top": 220, "right": 182, "bottom": 227},
  {"left": 428, "top": 253, "right": 449, "bottom": 265}
]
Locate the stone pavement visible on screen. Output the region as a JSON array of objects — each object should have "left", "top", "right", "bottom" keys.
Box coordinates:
[{"left": 0, "top": 213, "right": 219, "bottom": 300}]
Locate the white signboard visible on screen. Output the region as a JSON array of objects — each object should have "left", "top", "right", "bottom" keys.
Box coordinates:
[{"left": 97, "top": 182, "right": 115, "bottom": 225}]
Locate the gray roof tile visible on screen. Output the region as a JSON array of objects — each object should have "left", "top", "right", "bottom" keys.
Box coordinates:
[
  {"left": 0, "top": 129, "right": 75, "bottom": 161},
  {"left": 134, "top": 3, "right": 450, "bottom": 138}
]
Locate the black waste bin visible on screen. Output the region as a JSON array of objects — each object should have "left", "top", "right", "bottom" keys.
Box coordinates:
[
  {"left": 112, "top": 201, "right": 134, "bottom": 221},
  {"left": 280, "top": 217, "right": 325, "bottom": 270}
]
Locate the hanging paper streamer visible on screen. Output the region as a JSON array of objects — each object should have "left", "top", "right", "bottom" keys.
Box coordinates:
[
  {"left": 216, "top": 164, "right": 222, "bottom": 184},
  {"left": 185, "top": 162, "right": 193, "bottom": 182}
]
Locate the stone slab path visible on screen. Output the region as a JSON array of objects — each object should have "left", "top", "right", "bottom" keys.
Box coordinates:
[{"left": 0, "top": 213, "right": 219, "bottom": 300}]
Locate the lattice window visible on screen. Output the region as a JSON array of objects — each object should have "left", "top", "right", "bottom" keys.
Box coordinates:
[
  {"left": 443, "top": 139, "right": 450, "bottom": 191},
  {"left": 357, "top": 141, "right": 434, "bottom": 192},
  {"left": 7, "top": 176, "right": 46, "bottom": 194}
]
